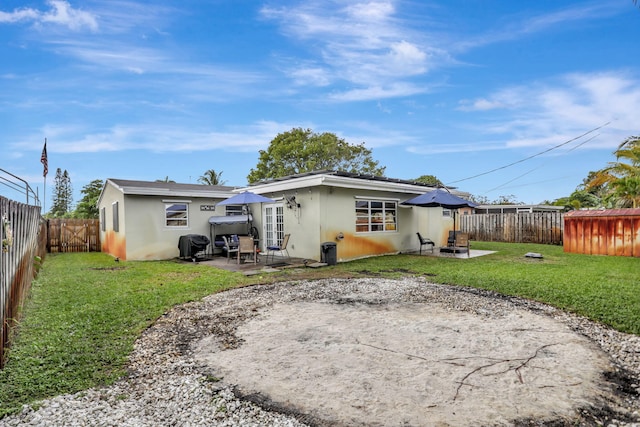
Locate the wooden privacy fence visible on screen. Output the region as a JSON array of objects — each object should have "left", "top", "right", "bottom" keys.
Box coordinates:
[
  {"left": 1, "top": 196, "right": 46, "bottom": 369},
  {"left": 46, "top": 218, "right": 100, "bottom": 253},
  {"left": 460, "top": 212, "right": 564, "bottom": 245}
]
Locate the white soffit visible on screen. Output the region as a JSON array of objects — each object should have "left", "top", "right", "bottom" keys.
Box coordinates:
[{"left": 246, "top": 174, "right": 440, "bottom": 195}]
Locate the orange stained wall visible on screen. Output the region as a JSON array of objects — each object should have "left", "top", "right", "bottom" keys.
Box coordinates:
[
  {"left": 327, "top": 230, "right": 396, "bottom": 260},
  {"left": 102, "top": 230, "right": 127, "bottom": 260},
  {"left": 563, "top": 209, "right": 640, "bottom": 257}
]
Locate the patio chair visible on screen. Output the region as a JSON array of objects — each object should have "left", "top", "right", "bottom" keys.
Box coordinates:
[
  {"left": 416, "top": 232, "right": 434, "bottom": 255},
  {"left": 455, "top": 232, "right": 471, "bottom": 257},
  {"left": 442, "top": 232, "right": 470, "bottom": 257},
  {"left": 237, "top": 235, "right": 257, "bottom": 264},
  {"left": 222, "top": 235, "right": 239, "bottom": 263},
  {"left": 266, "top": 234, "right": 290, "bottom": 264}
]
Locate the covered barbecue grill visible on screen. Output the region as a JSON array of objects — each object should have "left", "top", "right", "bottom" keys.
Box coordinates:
[{"left": 178, "top": 234, "right": 211, "bottom": 261}]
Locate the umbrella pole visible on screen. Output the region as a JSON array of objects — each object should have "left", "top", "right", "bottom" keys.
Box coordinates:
[{"left": 453, "top": 210, "right": 457, "bottom": 243}]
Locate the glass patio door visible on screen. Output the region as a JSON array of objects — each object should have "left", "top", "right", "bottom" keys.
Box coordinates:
[{"left": 262, "top": 203, "right": 284, "bottom": 249}]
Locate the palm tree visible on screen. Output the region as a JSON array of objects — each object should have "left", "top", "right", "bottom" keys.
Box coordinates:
[
  {"left": 610, "top": 177, "right": 640, "bottom": 208},
  {"left": 198, "top": 169, "right": 226, "bottom": 186},
  {"left": 587, "top": 136, "right": 640, "bottom": 208},
  {"left": 156, "top": 176, "right": 176, "bottom": 183}
]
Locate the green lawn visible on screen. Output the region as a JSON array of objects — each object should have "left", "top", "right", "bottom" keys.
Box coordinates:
[
  {"left": 337, "top": 241, "right": 640, "bottom": 335},
  {"left": 1, "top": 243, "right": 638, "bottom": 417}
]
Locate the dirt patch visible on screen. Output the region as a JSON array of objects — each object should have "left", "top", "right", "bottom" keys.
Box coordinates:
[{"left": 189, "top": 279, "right": 639, "bottom": 426}]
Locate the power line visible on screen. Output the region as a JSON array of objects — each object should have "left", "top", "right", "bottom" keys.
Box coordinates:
[
  {"left": 483, "top": 166, "right": 542, "bottom": 194},
  {"left": 446, "top": 122, "right": 610, "bottom": 185},
  {"left": 480, "top": 133, "right": 601, "bottom": 194}
]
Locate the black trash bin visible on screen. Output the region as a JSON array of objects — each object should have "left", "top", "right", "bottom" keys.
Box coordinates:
[{"left": 321, "top": 242, "right": 337, "bottom": 265}]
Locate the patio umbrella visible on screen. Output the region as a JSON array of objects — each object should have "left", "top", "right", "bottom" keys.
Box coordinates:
[
  {"left": 214, "top": 191, "right": 276, "bottom": 238},
  {"left": 216, "top": 191, "right": 275, "bottom": 206},
  {"left": 401, "top": 188, "right": 477, "bottom": 242},
  {"left": 401, "top": 188, "right": 477, "bottom": 210}
]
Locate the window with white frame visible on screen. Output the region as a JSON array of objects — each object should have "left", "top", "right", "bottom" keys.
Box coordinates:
[
  {"left": 165, "top": 202, "right": 188, "bottom": 227},
  {"left": 225, "top": 205, "right": 245, "bottom": 216},
  {"left": 442, "top": 209, "right": 452, "bottom": 217},
  {"left": 355, "top": 200, "right": 397, "bottom": 232},
  {"left": 112, "top": 202, "right": 119, "bottom": 232}
]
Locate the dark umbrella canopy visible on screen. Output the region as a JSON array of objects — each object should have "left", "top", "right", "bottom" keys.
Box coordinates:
[
  {"left": 217, "top": 191, "right": 275, "bottom": 206},
  {"left": 402, "top": 189, "right": 477, "bottom": 246},
  {"left": 401, "top": 188, "right": 477, "bottom": 209}
]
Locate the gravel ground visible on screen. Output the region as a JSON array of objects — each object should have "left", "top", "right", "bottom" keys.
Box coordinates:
[{"left": 1, "top": 277, "right": 639, "bottom": 426}]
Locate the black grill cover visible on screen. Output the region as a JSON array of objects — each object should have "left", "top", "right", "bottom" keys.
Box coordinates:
[{"left": 178, "top": 234, "right": 211, "bottom": 258}]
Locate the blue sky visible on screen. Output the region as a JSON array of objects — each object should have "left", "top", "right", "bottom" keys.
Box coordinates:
[{"left": 2, "top": 0, "right": 639, "bottom": 207}]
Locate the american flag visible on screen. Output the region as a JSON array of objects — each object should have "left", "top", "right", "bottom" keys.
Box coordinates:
[{"left": 41, "top": 140, "right": 48, "bottom": 177}]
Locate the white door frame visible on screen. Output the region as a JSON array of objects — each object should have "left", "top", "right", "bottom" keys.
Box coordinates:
[{"left": 262, "top": 203, "right": 284, "bottom": 250}]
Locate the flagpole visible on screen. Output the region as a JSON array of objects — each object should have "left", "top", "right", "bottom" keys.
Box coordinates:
[{"left": 41, "top": 138, "right": 48, "bottom": 213}]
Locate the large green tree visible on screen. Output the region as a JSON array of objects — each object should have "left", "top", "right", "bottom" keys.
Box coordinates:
[
  {"left": 412, "top": 174, "right": 444, "bottom": 187},
  {"left": 586, "top": 135, "right": 640, "bottom": 208},
  {"left": 247, "top": 128, "right": 385, "bottom": 183},
  {"left": 49, "top": 168, "right": 73, "bottom": 217},
  {"left": 74, "top": 179, "right": 104, "bottom": 218},
  {"left": 198, "top": 169, "right": 226, "bottom": 185}
]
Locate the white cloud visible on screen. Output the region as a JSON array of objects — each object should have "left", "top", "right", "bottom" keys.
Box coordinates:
[
  {"left": 458, "top": 88, "right": 525, "bottom": 111},
  {"left": 0, "top": 8, "right": 39, "bottom": 23},
  {"left": 0, "top": 0, "right": 98, "bottom": 31},
  {"left": 11, "top": 120, "right": 311, "bottom": 155},
  {"left": 329, "top": 82, "right": 429, "bottom": 101},
  {"left": 344, "top": 2, "right": 395, "bottom": 21},
  {"left": 460, "top": 71, "right": 640, "bottom": 150},
  {"left": 386, "top": 40, "right": 428, "bottom": 75},
  {"left": 289, "top": 65, "right": 332, "bottom": 87},
  {"left": 41, "top": 1, "right": 98, "bottom": 31},
  {"left": 454, "top": 2, "right": 623, "bottom": 52},
  {"left": 261, "top": 0, "right": 437, "bottom": 101},
  {"left": 457, "top": 98, "right": 504, "bottom": 111},
  {"left": 50, "top": 40, "right": 166, "bottom": 74}
]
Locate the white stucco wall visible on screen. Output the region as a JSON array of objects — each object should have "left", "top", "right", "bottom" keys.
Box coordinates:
[
  {"left": 124, "top": 195, "right": 238, "bottom": 260},
  {"left": 98, "top": 183, "right": 126, "bottom": 259},
  {"left": 259, "top": 185, "right": 450, "bottom": 262}
]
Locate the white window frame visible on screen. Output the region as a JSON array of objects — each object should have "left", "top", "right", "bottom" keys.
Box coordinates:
[
  {"left": 355, "top": 199, "right": 397, "bottom": 233},
  {"left": 100, "top": 207, "right": 106, "bottom": 232},
  {"left": 225, "top": 205, "right": 245, "bottom": 216},
  {"left": 112, "top": 202, "right": 119, "bottom": 232},
  {"left": 164, "top": 202, "right": 189, "bottom": 228}
]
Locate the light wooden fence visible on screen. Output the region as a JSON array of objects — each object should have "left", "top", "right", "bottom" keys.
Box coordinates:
[
  {"left": 1, "top": 196, "right": 46, "bottom": 368},
  {"left": 46, "top": 219, "right": 100, "bottom": 253},
  {"left": 460, "top": 212, "right": 563, "bottom": 245}
]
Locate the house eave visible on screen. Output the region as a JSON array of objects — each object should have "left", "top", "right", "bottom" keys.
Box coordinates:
[
  {"left": 120, "top": 187, "right": 234, "bottom": 199},
  {"left": 104, "top": 179, "right": 236, "bottom": 200},
  {"left": 244, "top": 173, "right": 457, "bottom": 196}
]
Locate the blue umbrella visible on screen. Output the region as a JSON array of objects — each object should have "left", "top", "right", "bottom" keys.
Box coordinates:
[
  {"left": 401, "top": 188, "right": 477, "bottom": 209},
  {"left": 402, "top": 189, "right": 477, "bottom": 244},
  {"left": 217, "top": 191, "right": 275, "bottom": 206},
  {"left": 213, "top": 191, "right": 275, "bottom": 241}
]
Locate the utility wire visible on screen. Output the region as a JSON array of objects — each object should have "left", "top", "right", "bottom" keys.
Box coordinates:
[
  {"left": 483, "top": 167, "right": 542, "bottom": 194},
  {"left": 446, "top": 122, "right": 610, "bottom": 185},
  {"left": 481, "top": 133, "right": 601, "bottom": 194}
]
